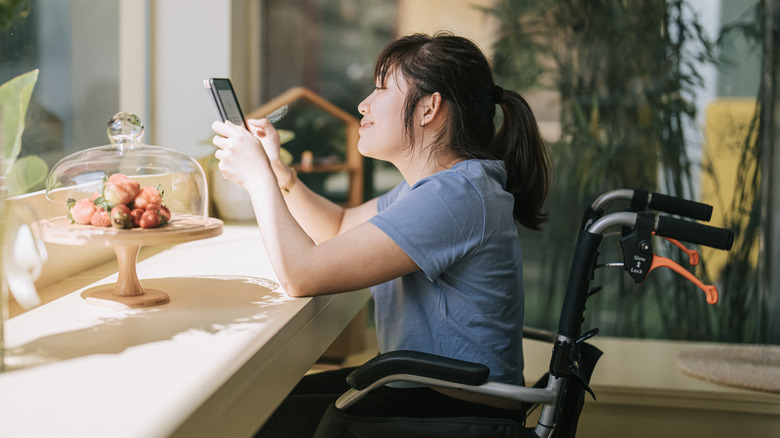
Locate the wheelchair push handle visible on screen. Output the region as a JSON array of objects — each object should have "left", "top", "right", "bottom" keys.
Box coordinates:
[
  {"left": 589, "top": 189, "right": 714, "bottom": 221},
  {"left": 655, "top": 215, "right": 734, "bottom": 250},
  {"left": 641, "top": 190, "right": 713, "bottom": 222}
]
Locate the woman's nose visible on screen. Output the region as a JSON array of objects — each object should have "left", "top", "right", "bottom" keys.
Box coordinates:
[{"left": 357, "top": 94, "right": 371, "bottom": 114}]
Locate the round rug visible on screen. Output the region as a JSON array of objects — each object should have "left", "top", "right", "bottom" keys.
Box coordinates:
[{"left": 676, "top": 344, "right": 780, "bottom": 394}]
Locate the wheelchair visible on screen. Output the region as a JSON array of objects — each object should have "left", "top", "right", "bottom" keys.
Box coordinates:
[{"left": 313, "top": 189, "right": 734, "bottom": 438}]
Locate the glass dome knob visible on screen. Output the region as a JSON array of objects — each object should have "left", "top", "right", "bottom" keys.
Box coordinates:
[{"left": 107, "top": 112, "right": 145, "bottom": 144}]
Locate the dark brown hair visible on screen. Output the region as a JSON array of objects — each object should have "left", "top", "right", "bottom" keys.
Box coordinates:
[{"left": 374, "top": 32, "right": 551, "bottom": 230}]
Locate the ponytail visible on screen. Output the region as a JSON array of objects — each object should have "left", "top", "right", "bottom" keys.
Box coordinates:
[{"left": 492, "top": 90, "right": 551, "bottom": 230}]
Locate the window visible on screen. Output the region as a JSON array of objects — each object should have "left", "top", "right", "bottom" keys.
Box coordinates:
[
  {"left": 1, "top": 0, "right": 120, "bottom": 172},
  {"left": 260, "top": 0, "right": 400, "bottom": 200},
  {"left": 484, "top": 0, "right": 773, "bottom": 343}
]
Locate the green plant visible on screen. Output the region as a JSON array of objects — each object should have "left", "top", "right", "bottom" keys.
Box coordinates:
[
  {"left": 0, "top": 69, "right": 49, "bottom": 196},
  {"left": 0, "top": 0, "right": 29, "bottom": 31}
]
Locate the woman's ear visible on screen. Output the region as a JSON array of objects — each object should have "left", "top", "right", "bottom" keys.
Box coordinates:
[{"left": 419, "top": 92, "right": 443, "bottom": 127}]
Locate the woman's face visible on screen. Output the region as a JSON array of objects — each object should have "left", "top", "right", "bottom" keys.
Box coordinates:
[{"left": 357, "top": 70, "right": 409, "bottom": 162}]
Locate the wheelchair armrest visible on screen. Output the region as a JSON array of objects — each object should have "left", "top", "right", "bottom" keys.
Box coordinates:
[
  {"left": 523, "top": 326, "right": 558, "bottom": 344},
  {"left": 346, "top": 350, "right": 490, "bottom": 390}
]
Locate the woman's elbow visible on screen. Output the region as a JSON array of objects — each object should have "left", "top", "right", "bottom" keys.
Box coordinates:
[
  {"left": 283, "top": 286, "right": 313, "bottom": 298},
  {"left": 278, "top": 276, "right": 321, "bottom": 298},
  {"left": 275, "top": 258, "right": 342, "bottom": 297}
]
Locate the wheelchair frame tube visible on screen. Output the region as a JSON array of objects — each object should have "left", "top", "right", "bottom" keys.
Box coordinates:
[
  {"left": 590, "top": 189, "right": 634, "bottom": 212},
  {"left": 334, "top": 374, "right": 558, "bottom": 411},
  {"left": 543, "top": 213, "right": 635, "bottom": 437},
  {"left": 557, "top": 230, "right": 603, "bottom": 339},
  {"left": 560, "top": 213, "right": 637, "bottom": 339},
  {"left": 533, "top": 345, "right": 568, "bottom": 438}
]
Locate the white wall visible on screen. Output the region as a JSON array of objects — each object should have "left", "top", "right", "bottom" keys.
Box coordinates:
[
  {"left": 147, "top": 0, "right": 234, "bottom": 158},
  {"left": 117, "top": 1, "right": 263, "bottom": 160}
]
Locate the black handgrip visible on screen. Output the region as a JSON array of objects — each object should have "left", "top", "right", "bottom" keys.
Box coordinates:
[
  {"left": 655, "top": 216, "right": 733, "bottom": 250},
  {"left": 647, "top": 192, "right": 713, "bottom": 221}
]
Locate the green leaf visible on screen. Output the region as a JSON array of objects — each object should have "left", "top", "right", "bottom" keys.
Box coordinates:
[
  {"left": 0, "top": 69, "right": 39, "bottom": 176},
  {"left": 4, "top": 154, "right": 48, "bottom": 196}
]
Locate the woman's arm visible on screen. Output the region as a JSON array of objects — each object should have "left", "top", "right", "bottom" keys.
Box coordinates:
[
  {"left": 270, "top": 160, "right": 379, "bottom": 242},
  {"left": 247, "top": 118, "right": 377, "bottom": 242},
  {"left": 252, "top": 197, "right": 418, "bottom": 297}
]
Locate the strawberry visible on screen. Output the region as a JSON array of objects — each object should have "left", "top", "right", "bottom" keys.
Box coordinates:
[
  {"left": 134, "top": 186, "right": 162, "bottom": 210},
  {"left": 130, "top": 208, "right": 145, "bottom": 227},
  {"left": 158, "top": 205, "right": 171, "bottom": 225},
  {"left": 69, "top": 198, "right": 96, "bottom": 225},
  {"left": 90, "top": 207, "right": 111, "bottom": 227},
  {"left": 102, "top": 173, "right": 140, "bottom": 208},
  {"left": 111, "top": 205, "right": 133, "bottom": 229},
  {"left": 138, "top": 209, "right": 161, "bottom": 229}
]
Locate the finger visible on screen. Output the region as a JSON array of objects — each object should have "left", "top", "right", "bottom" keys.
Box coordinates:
[
  {"left": 212, "top": 134, "right": 228, "bottom": 149},
  {"left": 217, "top": 159, "right": 231, "bottom": 174},
  {"left": 211, "top": 120, "right": 225, "bottom": 130},
  {"left": 211, "top": 120, "right": 240, "bottom": 136},
  {"left": 247, "top": 118, "right": 270, "bottom": 128},
  {"left": 247, "top": 119, "right": 270, "bottom": 138},
  {"left": 249, "top": 125, "right": 265, "bottom": 139}
]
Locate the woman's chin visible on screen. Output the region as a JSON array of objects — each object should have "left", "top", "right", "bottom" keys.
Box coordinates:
[{"left": 356, "top": 143, "right": 376, "bottom": 159}]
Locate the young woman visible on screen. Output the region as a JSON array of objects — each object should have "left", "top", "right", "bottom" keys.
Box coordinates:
[{"left": 212, "top": 32, "right": 550, "bottom": 436}]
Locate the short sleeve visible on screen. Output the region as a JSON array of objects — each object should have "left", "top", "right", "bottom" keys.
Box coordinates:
[{"left": 369, "top": 173, "right": 485, "bottom": 281}]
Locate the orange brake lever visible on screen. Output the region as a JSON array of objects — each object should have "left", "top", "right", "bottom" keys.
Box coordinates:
[
  {"left": 648, "top": 255, "right": 718, "bottom": 304},
  {"left": 653, "top": 233, "right": 700, "bottom": 266}
]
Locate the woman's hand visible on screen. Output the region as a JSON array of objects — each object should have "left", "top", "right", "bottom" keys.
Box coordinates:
[{"left": 212, "top": 120, "right": 271, "bottom": 189}]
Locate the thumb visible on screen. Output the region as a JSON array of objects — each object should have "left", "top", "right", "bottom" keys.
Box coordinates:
[{"left": 247, "top": 118, "right": 271, "bottom": 138}]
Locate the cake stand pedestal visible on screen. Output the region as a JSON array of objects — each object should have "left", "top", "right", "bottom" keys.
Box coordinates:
[{"left": 39, "top": 214, "right": 223, "bottom": 308}]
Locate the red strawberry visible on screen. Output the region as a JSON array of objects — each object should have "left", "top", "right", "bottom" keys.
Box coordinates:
[
  {"left": 130, "top": 208, "right": 145, "bottom": 227},
  {"left": 111, "top": 205, "right": 133, "bottom": 229},
  {"left": 70, "top": 198, "right": 96, "bottom": 225},
  {"left": 90, "top": 207, "right": 111, "bottom": 227},
  {"left": 103, "top": 174, "right": 140, "bottom": 208},
  {"left": 158, "top": 205, "right": 171, "bottom": 224},
  {"left": 138, "top": 209, "right": 161, "bottom": 228},
  {"left": 134, "top": 186, "right": 162, "bottom": 210}
]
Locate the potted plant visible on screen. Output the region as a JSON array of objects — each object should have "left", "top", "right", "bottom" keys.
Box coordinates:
[{"left": 1, "top": 69, "right": 49, "bottom": 196}]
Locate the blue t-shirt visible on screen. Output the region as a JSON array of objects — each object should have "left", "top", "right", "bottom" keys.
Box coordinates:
[{"left": 368, "top": 159, "right": 524, "bottom": 385}]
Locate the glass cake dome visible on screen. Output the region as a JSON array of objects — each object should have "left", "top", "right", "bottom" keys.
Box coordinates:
[{"left": 45, "top": 112, "right": 208, "bottom": 222}]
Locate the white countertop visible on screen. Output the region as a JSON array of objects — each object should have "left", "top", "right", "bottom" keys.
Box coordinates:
[{"left": 0, "top": 224, "right": 370, "bottom": 438}]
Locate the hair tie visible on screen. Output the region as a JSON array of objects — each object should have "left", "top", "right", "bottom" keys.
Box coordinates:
[{"left": 492, "top": 85, "right": 504, "bottom": 104}]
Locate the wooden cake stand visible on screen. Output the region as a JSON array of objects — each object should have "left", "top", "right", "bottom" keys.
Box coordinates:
[{"left": 39, "top": 214, "right": 223, "bottom": 308}]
